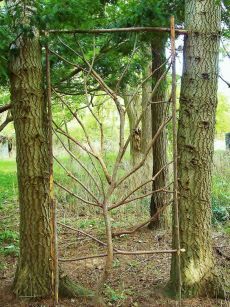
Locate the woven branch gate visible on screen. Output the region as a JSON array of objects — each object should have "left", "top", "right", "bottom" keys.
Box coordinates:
[{"left": 45, "top": 16, "right": 187, "bottom": 305}]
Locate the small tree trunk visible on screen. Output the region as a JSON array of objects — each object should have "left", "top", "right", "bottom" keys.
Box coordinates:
[
  {"left": 169, "top": 0, "right": 225, "bottom": 298},
  {"left": 149, "top": 38, "right": 169, "bottom": 229},
  {"left": 141, "top": 47, "right": 153, "bottom": 191},
  {"left": 124, "top": 91, "right": 142, "bottom": 166}
]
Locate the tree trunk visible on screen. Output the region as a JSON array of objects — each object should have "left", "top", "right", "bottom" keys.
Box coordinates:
[
  {"left": 124, "top": 91, "right": 142, "bottom": 166},
  {"left": 169, "top": 0, "right": 224, "bottom": 298},
  {"left": 149, "top": 38, "right": 169, "bottom": 229},
  {"left": 9, "top": 32, "right": 52, "bottom": 296},
  {"left": 141, "top": 46, "right": 152, "bottom": 191}
]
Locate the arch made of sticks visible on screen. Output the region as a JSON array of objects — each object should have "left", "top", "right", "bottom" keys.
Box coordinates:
[{"left": 45, "top": 16, "right": 185, "bottom": 305}]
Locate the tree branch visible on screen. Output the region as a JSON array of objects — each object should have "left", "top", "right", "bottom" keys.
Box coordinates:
[
  {"left": 54, "top": 181, "right": 101, "bottom": 207},
  {"left": 0, "top": 116, "right": 13, "bottom": 132},
  {"left": 0, "top": 103, "right": 12, "bottom": 114}
]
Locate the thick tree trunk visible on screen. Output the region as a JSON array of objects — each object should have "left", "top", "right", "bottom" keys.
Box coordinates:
[
  {"left": 149, "top": 38, "right": 169, "bottom": 229},
  {"left": 9, "top": 32, "right": 52, "bottom": 297},
  {"left": 169, "top": 0, "right": 224, "bottom": 298}
]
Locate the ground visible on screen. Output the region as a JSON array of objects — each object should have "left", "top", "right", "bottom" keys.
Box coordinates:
[
  {"left": 0, "top": 214, "right": 229, "bottom": 306},
  {"left": 0, "top": 157, "right": 229, "bottom": 306}
]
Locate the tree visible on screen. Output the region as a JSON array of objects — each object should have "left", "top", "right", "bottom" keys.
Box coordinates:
[
  {"left": 8, "top": 1, "right": 52, "bottom": 296},
  {"left": 149, "top": 36, "right": 169, "bottom": 229},
  {"left": 108, "top": 0, "right": 183, "bottom": 228},
  {"left": 169, "top": 0, "right": 225, "bottom": 298},
  {"left": 6, "top": 0, "right": 96, "bottom": 299}
]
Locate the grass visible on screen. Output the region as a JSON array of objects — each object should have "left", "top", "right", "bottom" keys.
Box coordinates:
[
  {"left": 212, "top": 151, "right": 230, "bottom": 231},
  {"left": 0, "top": 160, "right": 17, "bottom": 204},
  {"left": 0, "top": 152, "right": 229, "bottom": 306},
  {"left": 0, "top": 151, "right": 229, "bottom": 234}
]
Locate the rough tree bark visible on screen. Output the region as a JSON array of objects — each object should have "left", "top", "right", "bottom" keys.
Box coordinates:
[
  {"left": 9, "top": 24, "right": 52, "bottom": 297},
  {"left": 8, "top": 1, "right": 90, "bottom": 299},
  {"left": 169, "top": 0, "right": 225, "bottom": 298},
  {"left": 149, "top": 38, "right": 169, "bottom": 229}
]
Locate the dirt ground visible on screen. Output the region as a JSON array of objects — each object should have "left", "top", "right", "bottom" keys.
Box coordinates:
[{"left": 0, "top": 225, "right": 229, "bottom": 307}]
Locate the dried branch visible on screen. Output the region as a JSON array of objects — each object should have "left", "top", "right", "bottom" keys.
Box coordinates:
[
  {"left": 54, "top": 156, "right": 100, "bottom": 204},
  {"left": 0, "top": 115, "right": 13, "bottom": 132},
  {"left": 47, "top": 26, "right": 188, "bottom": 35},
  {"left": 54, "top": 121, "right": 97, "bottom": 158},
  {"left": 110, "top": 162, "right": 173, "bottom": 210},
  {"left": 58, "top": 37, "right": 118, "bottom": 102},
  {"left": 54, "top": 181, "right": 101, "bottom": 207},
  {"left": 118, "top": 64, "right": 171, "bottom": 165},
  {"left": 59, "top": 248, "right": 184, "bottom": 262},
  {"left": 111, "top": 188, "right": 172, "bottom": 210},
  {"left": 53, "top": 92, "right": 112, "bottom": 185},
  {"left": 0, "top": 103, "right": 12, "bottom": 114},
  {"left": 116, "top": 116, "right": 172, "bottom": 188},
  {"left": 124, "top": 57, "right": 171, "bottom": 114},
  {"left": 89, "top": 104, "right": 104, "bottom": 154},
  {"left": 53, "top": 129, "right": 102, "bottom": 194},
  {"left": 112, "top": 201, "right": 172, "bottom": 237},
  {"left": 49, "top": 49, "right": 82, "bottom": 69},
  {"left": 219, "top": 75, "right": 230, "bottom": 88},
  {"left": 115, "top": 35, "right": 138, "bottom": 94},
  {"left": 82, "top": 73, "right": 104, "bottom": 154},
  {"left": 58, "top": 222, "right": 108, "bottom": 249},
  {"left": 54, "top": 89, "right": 95, "bottom": 153}
]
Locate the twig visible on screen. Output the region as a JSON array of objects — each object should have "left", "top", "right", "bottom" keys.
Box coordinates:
[
  {"left": 53, "top": 130, "right": 101, "bottom": 194},
  {"left": 115, "top": 35, "right": 138, "bottom": 94},
  {"left": 58, "top": 222, "right": 108, "bottom": 249},
  {"left": 0, "top": 116, "right": 13, "bottom": 132},
  {"left": 0, "top": 103, "right": 12, "bottom": 114},
  {"left": 112, "top": 201, "right": 172, "bottom": 237},
  {"left": 116, "top": 116, "right": 172, "bottom": 187},
  {"left": 59, "top": 248, "right": 186, "bottom": 262},
  {"left": 124, "top": 57, "right": 171, "bottom": 114},
  {"left": 219, "top": 75, "right": 230, "bottom": 88},
  {"left": 110, "top": 162, "right": 173, "bottom": 210},
  {"left": 215, "top": 247, "right": 230, "bottom": 261},
  {"left": 54, "top": 156, "right": 100, "bottom": 204},
  {"left": 47, "top": 26, "right": 188, "bottom": 35},
  {"left": 53, "top": 93, "right": 112, "bottom": 184},
  {"left": 119, "top": 189, "right": 173, "bottom": 206},
  {"left": 117, "top": 65, "right": 171, "bottom": 166},
  {"left": 54, "top": 181, "right": 101, "bottom": 207}
]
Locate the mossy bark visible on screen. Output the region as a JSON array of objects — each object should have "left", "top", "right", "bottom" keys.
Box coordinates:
[{"left": 169, "top": 0, "right": 224, "bottom": 298}]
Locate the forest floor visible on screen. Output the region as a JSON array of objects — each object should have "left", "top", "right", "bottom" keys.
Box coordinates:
[
  {"left": 0, "top": 211, "right": 229, "bottom": 306},
  {"left": 0, "top": 158, "right": 229, "bottom": 306}
]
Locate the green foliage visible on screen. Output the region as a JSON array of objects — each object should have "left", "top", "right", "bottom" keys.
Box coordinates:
[
  {"left": 0, "top": 161, "right": 17, "bottom": 204},
  {"left": 212, "top": 152, "right": 230, "bottom": 224},
  {"left": 0, "top": 230, "right": 19, "bottom": 256},
  {"left": 105, "top": 285, "right": 127, "bottom": 302},
  {"left": 216, "top": 95, "right": 230, "bottom": 134}
]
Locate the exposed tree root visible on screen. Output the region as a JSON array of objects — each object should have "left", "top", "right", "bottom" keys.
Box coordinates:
[
  {"left": 59, "top": 275, "right": 94, "bottom": 298},
  {"left": 165, "top": 268, "right": 230, "bottom": 300}
]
